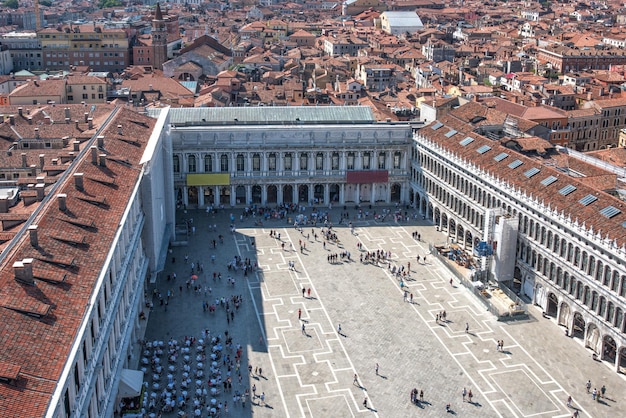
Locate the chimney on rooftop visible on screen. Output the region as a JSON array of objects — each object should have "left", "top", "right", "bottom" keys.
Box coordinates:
[
  {"left": 65, "top": 117, "right": 70, "bottom": 124},
  {"left": 9, "top": 115, "right": 15, "bottom": 125},
  {"left": 73, "top": 140, "right": 80, "bottom": 151},
  {"left": 117, "top": 124, "right": 123, "bottom": 135},
  {"left": 0, "top": 115, "right": 4, "bottom": 123},
  {"left": 57, "top": 193, "right": 67, "bottom": 211},
  {"left": 75, "top": 120, "right": 80, "bottom": 130},
  {"left": 39, "top": 154, "right": 44, "bottom": 168},
  {"left": 35, "top": 183, "right": 44, "bottom": 201},
  {"left": 97, "top": 135, "right": 104, "bottom": 148},
  {"left": 27, "top": 116, "right": 32, "bottom": 125},
  {"left": 65, "top": 107, "right": 70, "bottom": 119},
  {"left": 74, "top": 173, "right": 84, "bottom": 191},
  {"left": 99, "top": 154, "right": 107, "bottom": 167},
  {"left": 28, "top": 225, "right": 38, "bottom": 247},
  {"left": 34, "top": 127, "right": 40, "bottom": 139},
  {"left": 84, "top": 112, "right": 89, "bottom": 123},
  {"left": 88, "top": 118, "right": 93, "bottom": 129},
  {"left": 18, "top": 107, "right": 23, "bottom": 117},
  {"left": 14, "top": 258, "right": 34, "bottom": 285},
  {"left": 21, "top": 153, "right": 27, "bottom": 167},
  {"left": 91, "top": 146, "right": 98, "bottom": 164},
  {"left": 44, "top": 116, "right": 51, "bottom": 125},
  {"left": 0, "top": 198, "right": 8, "bottom": 213}
]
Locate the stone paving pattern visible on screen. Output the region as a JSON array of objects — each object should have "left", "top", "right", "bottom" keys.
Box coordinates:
[{"left": 140, "top": 206, "right": 626, "bottom": 418}]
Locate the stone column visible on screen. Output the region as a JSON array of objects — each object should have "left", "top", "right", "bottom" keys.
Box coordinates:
[
  {"left": 277, "top": 184, "right": 283, "bottom": 204},
  {"left": 324, "top": 184, "right": 329, "bottom": 205},
  {"left": 198, "top": 186, "right": 205, "bottom": 208},
  {"left": 230, "top": 185, "right": 236, "bottom": 207},
  {"left": 262, "top": 185, "right": 267, "bottom": 205},
  {"left": 183, "top": 186, "right": 189, "bottom": 207}
]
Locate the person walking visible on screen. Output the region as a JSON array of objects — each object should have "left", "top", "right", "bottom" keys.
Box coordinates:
[
  {"left": 600, "top": 384, "right": 606, "bottom": 399},
  {"left": 586, "top": 379, "right": 591, "bottom": 393},
  {"left": 567, "top": 395, "right": 572, "bottom": 407},
  {"left": 302, "top": 323, "right": 306, "bottom": 335},
  {"left": 260, "top": 392, "right": 265, "bottom": 406},
  {"left": 465, "top": 322, "right": 469, "bottom": 333},
  {"left": 307, "top": 288, "right": 311, "bottom": 298},
  {"left": 375, "top": 363, "right": 379, "bottom": 375},
  {"left": 462, "top": 387, "right": 467, "bottom": 402},
  {"left": 298, "top": 308, "right": 302, "bottom": 320},
  {"left": 468, "top": 389, "right": 473, "bottom": 403},
  {"left": 353, "top": 374, "right": 359, "bottom": 386},
  {"left": 302, "top": 288, "right": 306, "bottom": 297},
  {"left": 337, "top": 324, "right": 342, "bottom": 334},
  {"left": 592, "top": 387, "right": 597, "bottom": 401},
  {"left": 252, "top": 384, "right": 256, "bottom": 398},
  {"left": 363, "top": 397, "right": 368, "bottom": 408},
  {"left": 420, "top": 389, "right": 424, "bottom": 402}
]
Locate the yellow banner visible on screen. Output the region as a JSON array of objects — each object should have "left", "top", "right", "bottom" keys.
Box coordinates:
[{"left": 186, "top": 174, "right": 230, "bottom": 186}]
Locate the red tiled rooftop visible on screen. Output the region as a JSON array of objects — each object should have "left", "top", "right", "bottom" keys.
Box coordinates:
[{"left": 0, "top": 106, "right": 157, "bottom": 417}]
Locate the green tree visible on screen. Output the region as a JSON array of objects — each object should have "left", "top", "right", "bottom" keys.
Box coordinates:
[
  {"left": 3, "top": 0, "right": 18, "bottom": 9},
  {"left": 98, "top": 0, "right": 122, "bottom": 7}
]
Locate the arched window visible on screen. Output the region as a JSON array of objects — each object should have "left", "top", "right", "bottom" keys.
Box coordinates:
[
  {"left": 173, "top": 155, "right": 180, "bottom": 173},
  {"left": 394, "top": 152, "right": 401, "bottom": 169},
  {"left": 378, "top": 152, "right": 386, "bottom": 169},
  {"left": 268, "top": 153, "right": 276, "bottom": 171},
  {"left": 252, "top": 153, "right": 261, "bottom": 172},
  {"left": 204, "top": 155, "right": 213, "bottom": 172},
  {"left": 347, "top": 152, "right": 355, "bottom": 170},
  {"left": 284, "top": 153, "right": 292, "bottom": 171},
  {"left": 299, "top": 153, "right": 308, "bottom": 170},
  {"left": 220, "top": 154, "right": 229, "bottom": 172},
  {"left": 362, "top": 152, "right": 370, "bottom": 169},
  {"left": 236, "top": 154, "right": 245, "bottom": 172},
  {"left": 316, "top": 152, "right": 324, "bottom": 171},
  {"left": 188, "top": 155, "right": 196, "bottom": 173},
  {"left": 332, "top": 152, "right": 339, "bottom": 170}
]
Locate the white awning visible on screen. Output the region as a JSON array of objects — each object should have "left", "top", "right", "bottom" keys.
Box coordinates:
[{"left": 118, "top": 369, "right": 144, "bottom": 398}]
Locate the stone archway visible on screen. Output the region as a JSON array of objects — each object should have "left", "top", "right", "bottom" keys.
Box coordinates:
[
  {"left": 572, "top": 312, "right": 585, "bottom": 340},
  {"left": 329, "top": 184, "right": 340, "bottom": 202},
  {"left": 619, "top": 347, "right": 626, "bottom": 374},
  {"left": 390, "top": 183, "right": 401, "bottom": 202},
  {"left": 313, "top": 184, "right": 324, "bottom": 204},
  {"left": 586, "top": 323, "right": 600, "bottom": 352},
  {"left": 204, "top": 187, "right": 215, "bottom": 205},
  {"left": 251, "top": 185, "right": 262, "bottom": 204},
  {"left": 187, "top": 186, "right": 198, "bottom": 206},
  {"left": 465, "top": 230, "right": 473, "bottom": 249},
  {"left": 513, "top": 266, "right": 522, "bottom": 294},
  {"left": 235, "top": 186, "right": 246, "bottom": 205},
  {"left": 267, "top": 185, "right": 277, "bottom": 204},
  {"left": 298, "top": 185, "right": 309, "bottom": 203},
  {"left": 219, "top": 186, "right": 230, "bottom": 205},
  {"left": 441, "top": 212, "right": 449, "bottom": 233},
  {"left": 283, "top": 185, "right": 293, "bottom": 203},
  {"left": 603, "top": 335, "right": 617, "bottom": 363},
  {"left": 546, "top": 293, "right": 558, "bottom": 317},
  {"left": 558, "top": 302, "right": 570, "bottom": 327}
]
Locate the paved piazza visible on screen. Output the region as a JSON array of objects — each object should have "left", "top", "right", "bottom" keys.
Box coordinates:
[{"left": 140, "top": 207, "right": 626, "bottom": 418}]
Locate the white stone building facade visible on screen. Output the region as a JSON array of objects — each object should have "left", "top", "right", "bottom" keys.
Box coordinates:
[
  {"left": 156, "top": 107, "right": 412, "bottom": 209},
  {"left": 411, "top": 117, "right": 626, "bottom": 373}
]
